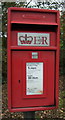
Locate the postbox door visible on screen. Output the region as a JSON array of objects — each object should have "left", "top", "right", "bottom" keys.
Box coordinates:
[{"left": 11, "top": 50, "right": 55, "bottom": 108}]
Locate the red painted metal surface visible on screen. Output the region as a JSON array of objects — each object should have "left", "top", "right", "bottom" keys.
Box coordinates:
[
  {"left": 7, "top": 7, "right": 60, "bottom": 112},
  {"left": 11, "top": 51, "right": 55, "bottom": 108}
]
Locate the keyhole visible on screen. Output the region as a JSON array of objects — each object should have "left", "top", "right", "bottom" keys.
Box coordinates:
[{"left": 18, "top": 80, "right": 20, "bottom": 83}]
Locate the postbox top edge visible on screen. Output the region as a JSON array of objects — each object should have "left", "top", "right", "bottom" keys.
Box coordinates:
[{"left": 8, "top": 7, "right": 59, "bottom": 13}]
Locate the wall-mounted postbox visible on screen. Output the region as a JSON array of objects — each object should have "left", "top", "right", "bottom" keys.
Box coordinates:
[{"left": 7, "top": 7, "right": 60, "bottom": 112}]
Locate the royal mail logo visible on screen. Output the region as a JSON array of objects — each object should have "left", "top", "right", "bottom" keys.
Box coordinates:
[
  {"left": 19, "top": 34, "right": 33, "bottom": 44},
  {"left": 18, "top": 33, "right": 50, "bottom": 46}
]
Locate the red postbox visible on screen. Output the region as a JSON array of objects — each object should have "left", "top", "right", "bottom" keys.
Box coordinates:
[{"left": 7, "top": 7, "right": 60, "bottom": 112}]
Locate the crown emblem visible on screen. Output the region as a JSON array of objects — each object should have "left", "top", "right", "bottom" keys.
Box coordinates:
[{"left": 19, "top": 34, "right": 33, "bottom": 44}]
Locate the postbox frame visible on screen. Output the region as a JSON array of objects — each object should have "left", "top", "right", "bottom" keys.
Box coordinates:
[{"left": 7, "top": 7, "right": 60, "bottom": 112}]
